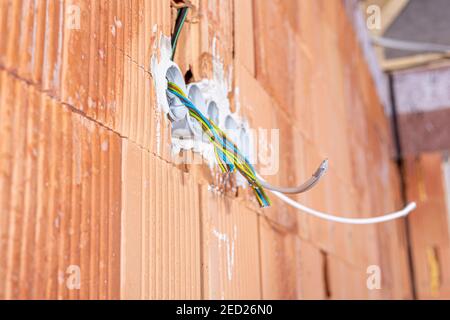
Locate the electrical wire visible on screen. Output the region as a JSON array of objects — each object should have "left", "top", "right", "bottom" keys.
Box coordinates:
[
  {"left": 165, "top": 0, "right": 420, "bottom": 222},
  {"left": 167, "top": 81, "right": 271, "bottom": 207},
  {"left": 171, "top": 7, "right": 189, "bottom": 60},
  {"left": 166, "top": 83, "right": 417, "bottom": 223},
  {"left": 256, "top": 159, "right": 329, "bottom": 194},
  {"left": 166, "top": 82, "right": 418, "bottom": 222},
  {"left": 270, "top": 190, "right": 416, "bottom": 225},
  {"left": 372, "top": 36, "right": 450, "bottom": 53}
]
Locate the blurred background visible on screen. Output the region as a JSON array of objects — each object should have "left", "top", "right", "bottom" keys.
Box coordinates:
[{"left": 0, "top": 0, "right": 449, "bottom": 300}]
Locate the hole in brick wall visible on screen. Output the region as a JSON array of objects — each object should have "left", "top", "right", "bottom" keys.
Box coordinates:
[
  {"left": 321, "top": 250, "right": 332, "bottom": 299},
  {"left": 184, "top": 67, "right": 194, "bottom": 84}
]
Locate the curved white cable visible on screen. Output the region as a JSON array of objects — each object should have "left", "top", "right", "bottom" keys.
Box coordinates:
[
  {"left": 269, "top": 190, "right": 416, "bottom": 225},
  {"left": 372, "top": 36, "right": 450, "bottom": 53},
  {"left": 256, "top": 159, "right": 329, "bottom": 194}
]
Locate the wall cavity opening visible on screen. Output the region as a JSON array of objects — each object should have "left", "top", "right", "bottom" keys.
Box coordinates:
[
  {"left": 321, "top": 250, "right": 332, "bottom": 299},
  {"left": 184, "top": 66, "right": 194, "bottom": 84}
]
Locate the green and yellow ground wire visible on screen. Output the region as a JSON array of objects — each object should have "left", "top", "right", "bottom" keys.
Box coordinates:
[{"left": 167, "top": 82, "right": 271, "bottom": 207}]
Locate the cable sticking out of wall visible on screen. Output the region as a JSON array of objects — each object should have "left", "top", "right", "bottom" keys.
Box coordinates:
[
  {"left": 372, "top": 36, "right": 450, "bottom": 54},
  {"left": 167, "top": 81, "right": 272, "bottom": 207},
  {"left": 258, "top": 159, "right": 416, "bottom": 224},
  {"left": 256, "top": 159, "right": 329, "bottom": 194},
  {"left": 271, "top": 191, "right": 416, "bottom": 225},
  {"left": 150, "top": 6, "right": 418, "bottom": 224},
  {"left": 164, "top": 80, "right": 417, "bottom": 223}
]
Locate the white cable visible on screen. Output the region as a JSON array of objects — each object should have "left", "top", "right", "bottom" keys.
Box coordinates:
[
  {"left": 256, "top": 159, "right": 329, "bottom": 194},
  {"left": 269, "top": 190, "right": 416, "bottom": 225},
  {"left": 372, "top": 36, "right": 450, "bottom": 53}
]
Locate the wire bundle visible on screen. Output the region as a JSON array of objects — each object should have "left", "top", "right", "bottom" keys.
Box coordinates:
[
  {"left": 167, "top": 82, "right": 271, "bottom": 207},
  {"left": 165, "top": 3, "right": 417, "bottom": 223},
  {"left": 171, "top": 5, "right": 189, "bottom": 60}
]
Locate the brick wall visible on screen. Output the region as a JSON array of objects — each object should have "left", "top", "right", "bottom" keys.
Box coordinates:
[
  {"left": 405, "top": 153, "right": 450, "bottom": 299},
  {"left": 0, "top": 0, "right": 413, "bottom": 299}
]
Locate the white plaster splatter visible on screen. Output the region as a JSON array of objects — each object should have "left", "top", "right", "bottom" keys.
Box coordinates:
[
  {"left": 114, "top": 17, "right": 123, "bottom": 28},
  {"left": 150, "top": 34, "right": 172, "bottom": 115},
  {"left": 150, "top": 33, "right": 174, "bottom": 155},
  {"left": 101, "top": 140, "right": 109, "bottom": 152},
  {"left": 212, "top": 226, "right": 237, "bottom": 281},
  {"left": 98, "top": 49, "right": 105, "bottom": 59}
]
